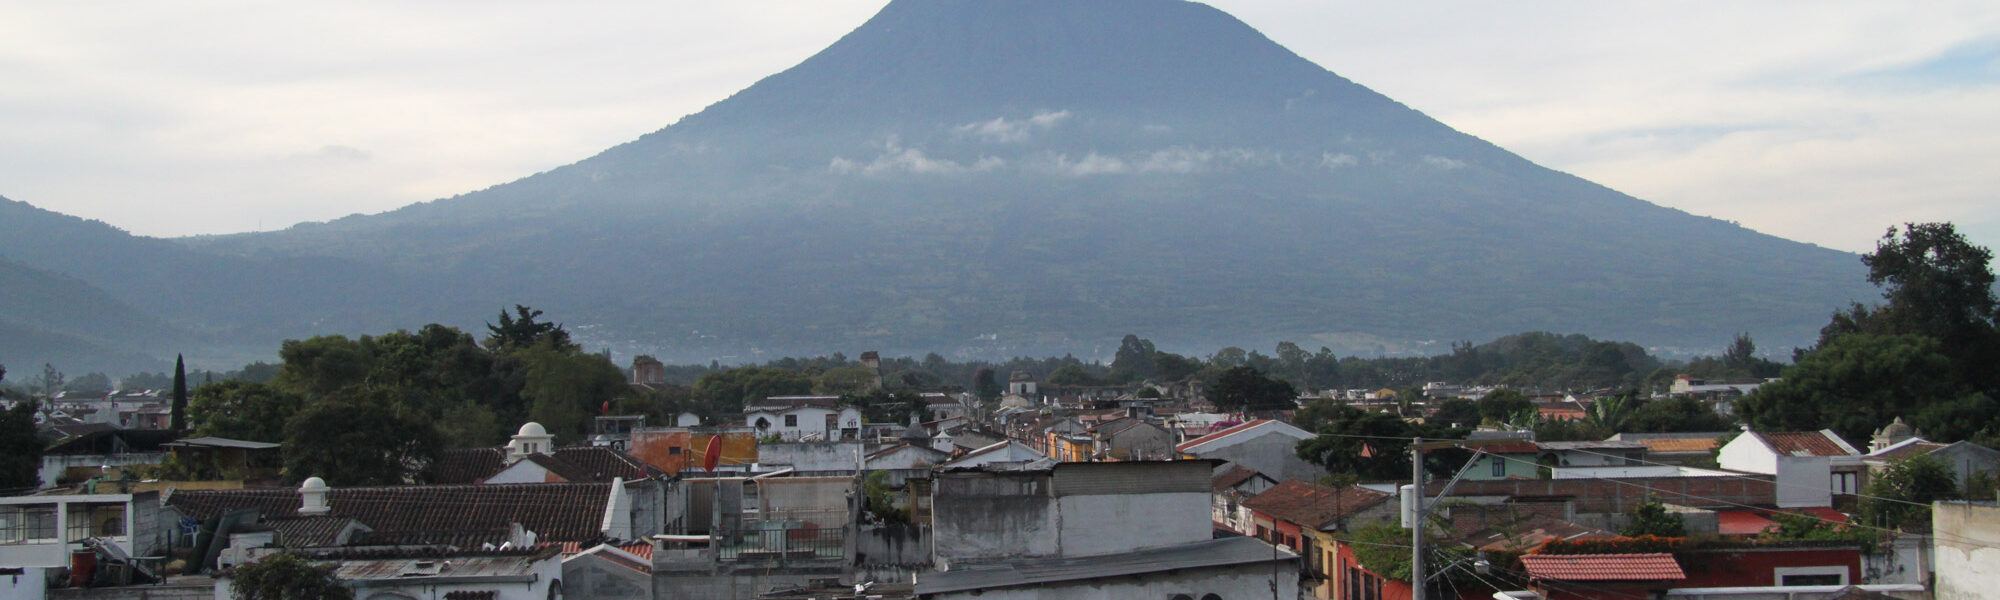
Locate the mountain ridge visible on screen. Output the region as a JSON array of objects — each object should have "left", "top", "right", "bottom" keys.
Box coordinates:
[{"left": 6, "top": 0, "right": 1873, "bottom": 368}]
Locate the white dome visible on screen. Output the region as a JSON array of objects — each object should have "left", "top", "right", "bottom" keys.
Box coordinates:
[
  {"left": 300, "top": 476, "right": 328, "bottom": 490},
  {"left": 517, "top": 422, "right": 550, "bottom": 437}
]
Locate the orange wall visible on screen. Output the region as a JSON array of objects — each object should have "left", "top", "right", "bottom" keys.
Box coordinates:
[{"left": 629, "top": 429, "right": 759, "bottom": 475}]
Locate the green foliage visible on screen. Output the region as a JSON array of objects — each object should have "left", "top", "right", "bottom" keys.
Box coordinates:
[
  {"left": 814, "top": 366, "right": 879, "bottom": 396},
  {"left": 1209, "top": 366, "right": 1296, "bottom": 412},
  {"left": 1044, "top": 364, "right": 1105, "bottom": 386},
  {"left": 0, "top": 399, "right": 42, "bottom": 491},
  {"left": 692, "top": 366, "right": 812, "bottom": 414},
  {"left": 1343, "top": 523, "right": 1416, "bottom": 581},
  {"left": 521, "top": 349, "right": 631, "bottom": 444},
  {"left": 863, "top": 470, "right": 909, "bottom": 524},
  {"left": 1769, "top": 223, "right": 2000, "bottom": 445},
  {"left": 1295, "top": 405, "right": 1466, "bottom": 480},
  {"left": 228, "top": 553, "right": 353, "bottom": 600},
  {"left": 1109, "top": 334, "right": 1158, "bottom": 383},
  {"left": 170, "top": 354, "right": 188, "bottom": 432},
  {"left": 282, "top": 391, "right": 442, "bottom": 486},
  {"left": 1625, "top": 397, "right": 1733, "bottom": 434},
  {"left": 1476, "top": 389, "right": 1533, "bottom": 423},
  {"left": 63, "top": 372, "right": 112, "bottom": 395},
  {"left": 483, "top": 304, "right": 576, "bottom": 353},
  {"left": 1760, "top": 512, "right": 1878, "bottom": 552},
  {"left": 1739, "top": 333, "right": 1974, "bottom": 444},
  {"left": 972, "top": 368, "right": 1001, "bottom": 401},
  {"left": 1621, "top": 498, "right": 1687, "bottom": 538},
  {"left": 1860, "top": 454, "right": 1960, "bottom": 530},
  {"left": 189, "top": 381, "right": 302, "bottom": 443},
  {"left": 1429, "top": 398, "right": 1479, "bottom": 428}
]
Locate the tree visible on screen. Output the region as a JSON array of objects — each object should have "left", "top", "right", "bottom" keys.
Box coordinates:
[
  {"left": 170, "top": 354, "right": 189, "bottom": 432},
  {"left": 0, "top": 399, "right": 42, "bottom": 492},
  {"left": 1044, "top": 364, "right": 1103, "bottom": 386},
  {"left": 189, "top": 381, "right": 303, "bottom": 443},
  {"left": 483, "top": 305, "right": 576, "bottom": 353},
  {"left": 972, "top": 367, "right": 1002, "bottom": 401},
  {"left": 520, "top": 349, "right": 631, "bottom": 444},
  {"left": 1209, "top": 366, "right": 1296, "bottom": 413},
  {"left": 1476, "top": 389, "right": 1533, "bottom": 423},
  {"left": 1294, "top": 405, "right": 1467, "bottom": 480},
  {"left": 1625, "top": 397, "right": 1733, "bottom": 434},
  {"left": 39, "top": 363, "right": 63, "bottom": 399},
  {"left": 283, "top": 393, "right": 441, "bottom": 486},
  {"left": 63, "top": 372, "right": 112, "bottom": 396},
  {"left": 1622, "top": 498, "right": 1687, "bottom": 538},
  {"left": 1430, "top": 398, "right": 1480, "bottom": 428},
  {"left": 814, "top": 366, "right": 879, "bottom": 396},
  {"left": 691, "top": 366, "right": 812, "bottom": 414},
  {"left": 1863, "top": 223, "right": 1998, "bottom": 342},
  {"left": 1860, "top": 454, "right": 1960, "bottom": 529},
  {"left": 1738, "top": 333, "right": 1973, "bottom": 444},
  {"left": 228, "top": 553, "right": 353, "bottom": 600},
  {"left": 1583, "top": 393, "right": 1638, "bottom": 434},
  {"left": 1108, "top": 334, "right": 1158, "bottom": 383}
]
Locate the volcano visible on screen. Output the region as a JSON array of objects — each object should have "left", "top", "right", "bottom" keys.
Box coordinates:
[{"left": 3, "top": 0, "right": 1871, "bottom": 369}]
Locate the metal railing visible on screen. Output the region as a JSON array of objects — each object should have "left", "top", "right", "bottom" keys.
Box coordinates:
[{"left": 716, "top": 523, "right": 844, "bottom": 564}]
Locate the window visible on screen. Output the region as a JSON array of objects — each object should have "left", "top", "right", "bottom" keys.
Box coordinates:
[
  {"left": 0, "top": 505, "right": 59, "bottom": 544},
  {"left": 1831, "top": 472, "right": 1858, "bottom": 494},
  {"left": 1491, "top": 457, "right": 1506, "bottom": 477},
  {"left": 1775, "top": 566, "right": 1847, "bottom": 586},
  {"left": 784, "top": 414, "right": 798, "bottom": 427}
]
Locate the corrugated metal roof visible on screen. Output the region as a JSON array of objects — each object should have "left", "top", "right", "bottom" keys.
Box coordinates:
[
  {"left": 1520, "top": 553, "right": 1685, "bottom": 581},
  {"left": 916, "top": 536, "right": 1295, "bottom": 594}
]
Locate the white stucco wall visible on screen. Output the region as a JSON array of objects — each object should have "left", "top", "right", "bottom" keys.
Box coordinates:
[
  {"left": 1934, "top": 502, "right": 2000, "bottom": 600},
  {"left": 1774, "top": 456, "right": 1833, "bottom": 508},
  {"left": 1056, "top": 492, "right": 1212, "bottom": 556},
  {"left": 1718, "top": 435, "right": 1778, "bottom": 474}
]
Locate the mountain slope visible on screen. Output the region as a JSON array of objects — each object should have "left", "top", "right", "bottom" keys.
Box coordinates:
[{"left": 31, "top": 0, "right": 1874, "bottom": 363}]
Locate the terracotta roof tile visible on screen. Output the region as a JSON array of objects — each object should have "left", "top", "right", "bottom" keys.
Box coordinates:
[
  {"left": 429, "top": 448, "right": 506, "bottom": 484},
  {"left": 1520, "top": 553, "right": 1685, "bottom": 581},
  {"left": 168, "top": 482, "right": 615, "bottom": 544},
  {"left": 1759, "top": 431, "right": 1857, "bottom": 457},
  {"left": 1212, "top": 467, "right": 1263, "bottom": 493},
  {"left": 1636, "top": 438, "right": 1722, "bottom": 453},
  {"left": 1241, "top": 481, "right": 1391, "bottom": 530}
]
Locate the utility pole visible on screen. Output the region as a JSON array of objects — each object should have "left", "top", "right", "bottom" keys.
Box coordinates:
[{"left": 1410, "top": 436, "right": 1425, "bottom": 600}]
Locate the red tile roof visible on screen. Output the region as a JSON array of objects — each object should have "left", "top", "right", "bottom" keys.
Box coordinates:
[
  {"left": 1759, "top": 431, "right": 1857, "bottom": 457},
  {"left": 1212, "top": 466, "right": 1264, "bottom": 493},
  {"left": 1177, "top": 420, "right": 1274, "bottom": 452},
  {"left": 168, "top": 482, "right": 616, "bottom": 544},
  {"left": 1520, "top": 553, "right": 1685, "bottom": 581},
  {"left": 428, "top": 446, "right": 661, "bottom": 485},
  {"left": 1241, "top": 480, "right": 1391, "bottom": 530}
]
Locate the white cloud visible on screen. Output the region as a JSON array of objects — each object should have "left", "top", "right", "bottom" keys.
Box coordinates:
[
  {"left": 1421, "top": 155, "right": 1466, "bottom": 170},
  {"left": 953, "top": 110, "right": 1072, "bottom": 143},
  {"left": 1319, "top": 153, "right": 1358, "bottom": 169},
  {"left": 830, "top": 139, "right": 1002, "bottom": 176}
]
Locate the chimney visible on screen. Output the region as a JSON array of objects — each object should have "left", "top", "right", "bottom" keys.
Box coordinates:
[{"left": 299, "top": 477, "right": 331, "bottom": 516}]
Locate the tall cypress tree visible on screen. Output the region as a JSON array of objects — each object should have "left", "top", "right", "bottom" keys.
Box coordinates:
[{"left": 170, "top": 354, "right": 188, "bottom": 432}]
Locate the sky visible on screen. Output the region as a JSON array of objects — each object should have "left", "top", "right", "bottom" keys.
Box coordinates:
[{"left": 2, "top": 1, "right": 1997, "bottom": 254}]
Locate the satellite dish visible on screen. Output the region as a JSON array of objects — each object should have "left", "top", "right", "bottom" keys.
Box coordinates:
[{"left": 702, "top": 436, "right": 723, "bottom": 472}]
